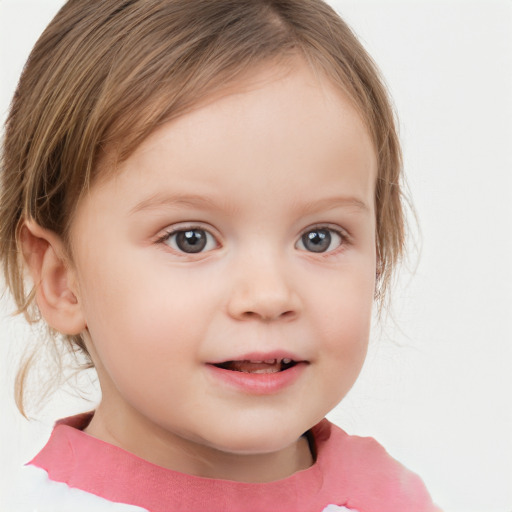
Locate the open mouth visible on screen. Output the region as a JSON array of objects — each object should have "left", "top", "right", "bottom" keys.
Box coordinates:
[{"left": 213, "top": 358, "right": 298, "bottom": 374}]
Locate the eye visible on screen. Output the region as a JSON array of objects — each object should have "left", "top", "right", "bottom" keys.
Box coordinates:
[
  {"left": 296, "top": 227, "right": 344, "bottom": 254},
  {"left": 162, "top": 228, "right": 218, "bottom": 254}
]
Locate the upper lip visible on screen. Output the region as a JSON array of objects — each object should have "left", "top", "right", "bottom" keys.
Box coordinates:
[{"left": 207, "top": 351, "right": 307, "bottom": 365}]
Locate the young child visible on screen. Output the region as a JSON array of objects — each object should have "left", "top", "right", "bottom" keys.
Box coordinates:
[{"left": 0, "top": 1, "right": 441, "bottom": 511}]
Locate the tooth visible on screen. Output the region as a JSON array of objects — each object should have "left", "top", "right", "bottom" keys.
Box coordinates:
[
  {"left": 282, "top": 358, "right": 292, "bottom": 364},
  {"left": 252, "top": 368, "right": 279, "bottom": 374},
  {"left": 264, "top": 359, "right": 277, "bottom": 364}
]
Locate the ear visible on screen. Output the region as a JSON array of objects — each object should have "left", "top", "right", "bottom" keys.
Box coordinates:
[{"left": 20, "top": 220, "right": 86, "bottom": 335}]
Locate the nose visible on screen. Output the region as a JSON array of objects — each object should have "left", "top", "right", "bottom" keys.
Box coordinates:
[{"left": 226, "top": 251, "right": 301, "bottom": 322}]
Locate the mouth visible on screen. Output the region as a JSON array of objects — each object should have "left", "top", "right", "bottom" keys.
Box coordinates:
[
  {"left": 212, "top": 358, "right": 299, "bottom": 374},
  {"left": 206, "top": 354, "right": 308, "bottom": 393}
]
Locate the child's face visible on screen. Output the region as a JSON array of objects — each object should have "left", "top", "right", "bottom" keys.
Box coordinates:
[{"left": 69, "top": 61, "right": 377, "bottom": 475}]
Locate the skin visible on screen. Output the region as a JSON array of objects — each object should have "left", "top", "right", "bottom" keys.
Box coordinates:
[{"left": 28, "top": 60, "right": 378, "bottom": 483}]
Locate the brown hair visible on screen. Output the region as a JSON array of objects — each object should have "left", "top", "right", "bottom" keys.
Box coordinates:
[{"left": 0, "top": 0, "right": 404, "bottom": 414}]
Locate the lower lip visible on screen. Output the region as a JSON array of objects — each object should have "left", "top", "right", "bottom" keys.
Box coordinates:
[{"left": 205, "top": 363, "right": 307, "bottom": 395}]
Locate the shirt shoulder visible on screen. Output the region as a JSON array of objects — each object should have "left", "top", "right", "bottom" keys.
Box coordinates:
[
  {"left": 314, "top": 420, "right": 442, "bottom": 512},
  {"left": 3, "top": 464, "right": 149, "bottom": 512}
]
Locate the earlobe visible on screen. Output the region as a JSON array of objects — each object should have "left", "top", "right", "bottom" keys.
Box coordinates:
[{"left": 20, "top": 220, "right": 86, "bottom": 335}]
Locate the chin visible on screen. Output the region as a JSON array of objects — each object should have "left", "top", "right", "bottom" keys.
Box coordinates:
[{"left": 203, "top": 421, "right": 309, "bottom": 456}]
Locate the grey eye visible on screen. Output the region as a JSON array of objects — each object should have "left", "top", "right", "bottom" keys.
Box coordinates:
[
  {"left": 297, "top": 228, "right": 343, "bottom": 253},
  {"left": 166, "top": 229, "right": 217, "bottom": 254}
]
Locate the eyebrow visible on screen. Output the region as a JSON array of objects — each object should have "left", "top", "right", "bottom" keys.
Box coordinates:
[
  {"left": 298, "top": 196, "right": 371, "bottom": 215},
  {"left": 129, "top": 193, "right": 220, "bottom": 215},
  {"left": 129, "top": 192, "right": 370, "bottom": 216}
]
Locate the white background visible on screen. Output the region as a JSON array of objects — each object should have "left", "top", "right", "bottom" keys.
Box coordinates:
[{"left": 1, "top": 1, "right": 511, "bottom": 511}]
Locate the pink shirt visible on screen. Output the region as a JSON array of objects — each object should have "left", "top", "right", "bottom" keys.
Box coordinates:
[{"left": 28, "top": 413, "right": 440, "bottom": 512}]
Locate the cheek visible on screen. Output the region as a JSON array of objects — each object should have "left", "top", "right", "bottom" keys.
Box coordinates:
[
  {"left": 313, "top": 299, "right": 371, "bottom": 414},
  {"left": 79, "top": 272, "right": 202, "bottom": 410},
  {"left": 311, "top": 263, "right": 375, "bottom": 381},
  {"left": 76, "top": 251, "right": 218, "bottom": 368}
]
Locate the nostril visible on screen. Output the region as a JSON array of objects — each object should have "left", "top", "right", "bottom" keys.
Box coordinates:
[
  {"left": 227, "top": 286, "right": 300, "bottom": 321},
  {"left": 240, "top": 310, "right": 295, "bottom": 321},
  {"left": 259, "top": 309, "right": 296, "bottom": 322}
]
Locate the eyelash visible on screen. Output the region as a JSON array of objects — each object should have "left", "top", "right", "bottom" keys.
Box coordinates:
[
  {"left": 155, "top": 224, "right": 350, "bottom": 256},
  {"left": 295, "top": 225, "right": 349, "bottom": 256},
  {"left": 156, "top": 225, "right": 220, "bottom": 255}
]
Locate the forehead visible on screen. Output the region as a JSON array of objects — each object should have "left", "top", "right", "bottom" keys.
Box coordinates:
[
  {"left": 131, "top": 62, "right": 373, "bottom": 172},
  {"left": 86, "top": 61, "right": 376, "bottom": 218},
  {"left": 98, "top": 58, "right": 373, "bottom": 169}
]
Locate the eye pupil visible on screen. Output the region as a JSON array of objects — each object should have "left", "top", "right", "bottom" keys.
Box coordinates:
[
  {"left": 302, "top": 229, "right": 331, "bottom": 253},
  {"left": 176, "top": 230, "right": 207, "bottom": 253}
]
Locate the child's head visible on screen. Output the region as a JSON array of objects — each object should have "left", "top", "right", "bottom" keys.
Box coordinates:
[{"left": 0, "top": 0, "right": 403, "bottom": 471}]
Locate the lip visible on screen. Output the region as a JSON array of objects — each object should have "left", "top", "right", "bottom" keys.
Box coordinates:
[
  {"left": 205, "top": 351, "right": 309, "bottom": 395},
  {"left": 207, "top": 350, "right": 303, "bottom": 366}
]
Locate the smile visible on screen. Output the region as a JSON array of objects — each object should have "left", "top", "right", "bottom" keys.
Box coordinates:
[
  {"left": 206, "top": 354, "right": 308, "bottom": 394},
  {"left": 213, "top": 358, "right": 298, "bottom": 374}
]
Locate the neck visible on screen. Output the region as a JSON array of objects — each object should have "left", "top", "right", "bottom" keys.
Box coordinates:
[{"left": 85, "top": 401, "right": 314, "bottom": 483}]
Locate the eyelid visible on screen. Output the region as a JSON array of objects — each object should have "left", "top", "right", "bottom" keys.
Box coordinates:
[
  {"left": 155, "top": 223, "right": 221, "bottom": 254},
  {"left": 302, "top": 223, "right": 351, "bottom": 240},
  {"left": 295, "top": 224, "right": 350, "bottom": 254}
]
